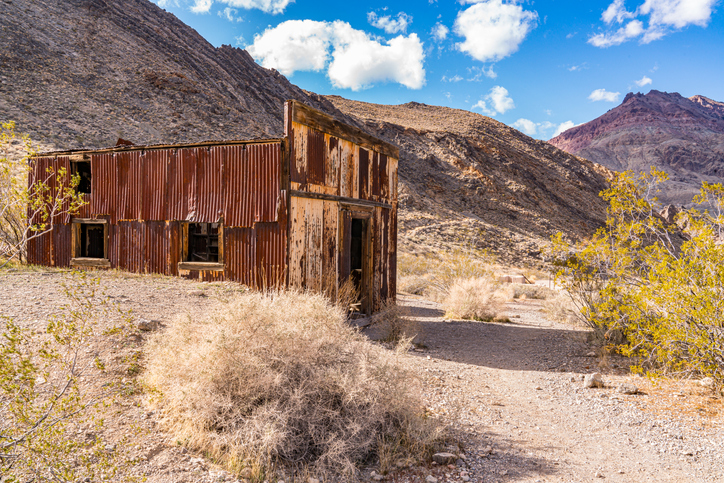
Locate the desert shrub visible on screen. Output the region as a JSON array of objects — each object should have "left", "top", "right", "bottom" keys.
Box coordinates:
[
  {"left": 144, "top": 290, "right": 441, "bottom": 479},
  {"left": 398, "top": 248, "right": 493, "bottom": 301},
  {"left": 543, "top": 290, "right": 581, "bottom": 326},
  {"left": 369, "top": 301, "right": 422, "bottom": 346},
  {"left": 443, "top": 277, "right": 504, "bottom": 321},
  {"left": 0, "top": 272, "right": 136, "bottom": 481},
  {"left": 509, "top": 283, "right": 556, "bottom": 300},
  {"left": 551, "top": 168, "right": 724, "bottom": 387}
]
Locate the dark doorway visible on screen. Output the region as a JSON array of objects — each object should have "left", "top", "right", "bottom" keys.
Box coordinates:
[
  {"left": 350, "top": 217, "right": 369, "bottom": 313},
  {"left": 72, "top": 161, "right": 92, "bottom": 194},
  {"left": 80, "top": 223, "right": 105, "bottom": 258}
]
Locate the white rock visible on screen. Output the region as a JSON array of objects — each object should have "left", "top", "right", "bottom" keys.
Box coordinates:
[
  {"left": 425, "top": 476, "right": 438, "bottom": 483},
  {"left": 699, "top": 377, "right": 715, "bottom": 388},
  {"left": 584, "top": 373, "right": 604, "bottom": 388}
]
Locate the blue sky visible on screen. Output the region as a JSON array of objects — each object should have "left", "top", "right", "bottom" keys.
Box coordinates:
[{"left": 152, "top": 0, "right": 724, "bottom": 139}]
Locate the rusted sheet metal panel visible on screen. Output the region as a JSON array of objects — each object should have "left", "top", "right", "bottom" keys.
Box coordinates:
[
  {"left": 224, "top": 143, "right": 282, "bottom": 227},
  {"left": 167, "top": 222, "right": 180, "bottom": 276},
  {"left": 306, "top": 127, "right": 325, "bottom": 185},
  {"left": 52, "top": 223, "right": 72, "bottom": 268},
  {"left": 288, "top": 196, "right": 327, "bottom": 291},
  {"left": 255, "top": 222, "right": 287, "bottom": 289},
  {"left": 291, "top": 122, "right": 307, "bottom": 186},
  {"left": 195, "top": 147, "right": 224, "bottom": 223},
  {"left": 168, "top": 148, "right": 197, "bottom": 221},
  {"left": 224, "top": 227, "right": 255, "bottom": 286},
  {"left": 142, "top": 150, "right": 169, "bottom": 221},
  {"left": 144, "top": 221, "right": 169, "bottom": 274},
  {"left": 338, "top": 140, "right": 357, "bottom": 198},
  {"left": 358, "top": 148, "right": 369, "bottom": 201},
  {"left": 338, "top": 208, "right": 352, "bottom": 285},
  {"left": 91, "top": 153, "right": 117, "bottom": 221},
  {"left": 321, "top": 200, "right": 338, "bottom": 296},
  {"left": 325, "top": 136, "right": 340, "bottom": 190},
  {"left": 116, "top": 152, "right": 143, "bottom": 221},
  {"left": 27, "top": 230, "right": 52, "bottom": 266},
  {"left": 117, "top": 221, "right": 145, "bottom": 273}
]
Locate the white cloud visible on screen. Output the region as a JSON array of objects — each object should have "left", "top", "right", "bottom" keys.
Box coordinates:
[
  {"left": 589, "top": 88, "right": 621, "bottom": 102},
  {"left": 218, "top": 6, "right": 242, "bottom": 21},
  {"left": 368, "top": 12, "right": 412, "bottom": 34},
  {"left": 248, "top": 20, "right": 425, "bottom": 91},
  {"left": 155, "top": 0, "right": 293, "bottom": 14},
  {"left": 191, "top": 0, "right": 213, "bottom": 12},
  {"left": 454, "top": 0, "right": 538, "bottom": 62},
  {"left": 247, "top": 20, "right": 332, "bottom": 75},
  {"left": 431, "top": 23, "right": 449, "bottom": 41},
  {"left": 640, "top": 0, "right": 717, "bottom": 28},
  {"left": 635, "top": 75, "right": 653, "bottom": 86},
  {"left": 235, "top": 35, "right": 245, "bottom": 46},
  {"left": 512, "top": 119, "right": 576, "bottom": 138},
  {"left": 513, "top": 118, "right": 538, "bottom": 135},
  {"left": 602, "top": 0, "right": 635, "bottom": 24},
  {"left": 473, "top": 86, "right": 514, "bottom": 116},
  {"left": 590, "top": 0, "right": 717, "bottom": 46},
  {"left": 553, "top": 121, "right": 576, "bottom": 137},
  {"left": 588, "top": 19, "right": 644, "bottom": 47},
  {"left": 442, "top": 74, "right": 464, "bottom": 82},
  {"left": 568, "top": 63, "right": 586, "bottom": 71},
  {"left": 467, "top": 65, "right": 497, "bottom": 80}
]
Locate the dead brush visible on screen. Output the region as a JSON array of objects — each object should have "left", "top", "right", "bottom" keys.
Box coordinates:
[
  {"left": 143, "top": 289, "right": 442, "bottom": 480},
  {"left": 443, "top": 277, "right": 505, "bottom": 321},
  {"left": 369, "top": 301, "right": 423, "bottom": 346}
]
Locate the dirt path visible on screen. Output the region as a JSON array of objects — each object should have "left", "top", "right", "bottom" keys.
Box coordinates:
[
  {"left": 377, "top": 294, "right": 724, "bottom": 483},
  {"left": 1, "top": 271, "right": 722, "bottom": 482}
]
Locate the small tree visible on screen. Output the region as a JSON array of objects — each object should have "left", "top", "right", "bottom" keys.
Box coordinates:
[
  {"left": 552, "top": 168, "right": 724, "bottom": 387},
  {"left": 1, "top": 272, "right": 137, "bottom": 481},
  {"left": 0, "top": 121, "right": 86, "bottom": 267}
]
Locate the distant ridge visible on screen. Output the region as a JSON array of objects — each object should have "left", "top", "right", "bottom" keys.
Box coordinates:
[{"left": 549, "top": 90, "right": 724, "bottom": 206}]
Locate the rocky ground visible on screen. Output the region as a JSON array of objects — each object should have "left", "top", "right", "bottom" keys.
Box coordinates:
[{"left": 1, "top": 269, "right": 722, "bottom": 482}]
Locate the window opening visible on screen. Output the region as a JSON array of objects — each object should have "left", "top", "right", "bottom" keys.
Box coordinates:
[
  {"left": 79, "top": 223, "right": 105, "bottom": 258},
  {"left": 186, "top": 223, "right": 219, "bottom": 262},
  {"left": 72, "top": 161, "right": 92, "bottom": 194}
]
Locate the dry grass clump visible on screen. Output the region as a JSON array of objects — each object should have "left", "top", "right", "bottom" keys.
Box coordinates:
[
  {"left": 144, "top": 290, "right": 441, "bottom": 479},
  {"left": 444, "top": 277, "right": 505, "bottom": 321},
  {"left": 543, "top": 290, "right": 582, "bottom": 326},
  {"left": 508, "top": 283, "right": 557, "bottom": 300},
  {"left": 369, "top": 302, "right": 423, "bottom": 346}
]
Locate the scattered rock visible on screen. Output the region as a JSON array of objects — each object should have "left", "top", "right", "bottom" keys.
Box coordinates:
[
  {"left": 425, "top": 476, "right": 438, "bottom": 483},
  {"left": 308, "top": 478, "right": 320, "bottom": 483},
  {"left": 617, "top": 383, "right": 639, "bottom": 395},
  {"left": 432, "top": 452, "right": 457, "bottom": 465},
  {"left": 188, "top": 290, "right": 206, "bottom": 297},
  {"left": 137, "top": 318, "right": 159, "bottom": 331},
  {"left": 584, "top": 373, "right": 604, "bottom": 388},
  {"left": 699, "top": 377, "right": 715, "bottom": 388},
  {"left": 595, "top": 471, "right": 605, "bottom": 478}
]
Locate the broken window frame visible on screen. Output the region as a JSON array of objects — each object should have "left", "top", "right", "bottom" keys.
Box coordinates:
[
  {"left": 69, "top": 154, "right": 92, "bottom": 195},
  {"left": 70, "top": 218, "right": 110, "bottom": 268},
  {"left": 178, "top": 221, "right": 224, "bottom": 272}
]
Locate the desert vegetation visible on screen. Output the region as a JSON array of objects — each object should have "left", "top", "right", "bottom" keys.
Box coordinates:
[
  {"left": 552, "top": 168, "right": 724, "bottom": 388},
  {"left": 143, "top": 289, "right": 443, "bottom": 480}
]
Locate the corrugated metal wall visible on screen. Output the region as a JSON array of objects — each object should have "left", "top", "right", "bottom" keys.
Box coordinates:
[{"left": 28, "top": 141, "right": 287, "bottom": 288}]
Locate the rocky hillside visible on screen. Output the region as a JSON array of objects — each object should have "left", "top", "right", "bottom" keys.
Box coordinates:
[
  {"left": 323, "top": 97, "right": 610, "bottom": 265},
  {"left": 549, "top": 90, "right": 724, "bottom": 206},
  {"left": 0, "top": 0, "right": 329, "bottom": 150},
  {"left": 1, "top": 0, "right": 610, "bottom": 267}
]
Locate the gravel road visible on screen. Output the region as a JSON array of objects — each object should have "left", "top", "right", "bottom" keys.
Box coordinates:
[{"left": 1, "top": 271, "right": 721, "bottom": 482}]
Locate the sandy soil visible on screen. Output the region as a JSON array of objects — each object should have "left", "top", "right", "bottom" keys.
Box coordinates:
[{"left": 1, "top": 270, "right": 722, "bottom": 482}]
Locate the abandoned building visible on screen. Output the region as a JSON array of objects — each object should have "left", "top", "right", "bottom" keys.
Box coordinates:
[{"left": 28, "top": 101, "right": 398, "bottom": 313}]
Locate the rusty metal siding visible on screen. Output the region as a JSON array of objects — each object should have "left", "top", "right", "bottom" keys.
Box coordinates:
[
  {"left": 144, "top": 221, "right": 168, "bottom": 274},
  {"left": 167, "top": 148, "right": 197, "bottom": 221},
  {"left": 91, "top": 153, "right": 117, "bottom": 221},
  {"left": 116, "top": 152, "right": 143, "bottom": 221},
  {"left": 196, "top": 147, "right": 224, "bottom": 223},
  {"left": 224, "top": 143, "right": 282, "bottom": 228},
  {"left": 167, "top": 222, "right": 180, "bottom": 276},
  {"left": 117, "top": 221, "right": 145, "bottom": 273},
  {"left": 52, "top": 223, "right": 72, "bottom": 268},
  {"left": 306, "top": 128, "right": 325, "bottom": 185},
  {"left": 142, "top": 150, "right": 169, "bottom": 221},
  {"left": 224, "top": 227, "right": 255, "bottom": 286},
  {"left": 27, "top": 231, "right": 52, "bottom": 266},
  {"left": 255, "top": 222, "right": 287, "bottom": 288}
]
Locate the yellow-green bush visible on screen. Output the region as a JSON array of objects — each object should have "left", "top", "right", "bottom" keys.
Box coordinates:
[{"left": 552, "top": 168, "right": 724, "bottom": 387}]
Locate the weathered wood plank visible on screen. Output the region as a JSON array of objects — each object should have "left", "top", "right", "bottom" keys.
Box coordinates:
[{"left": 289, "top": 190, "right": 392, "bottom": 209}]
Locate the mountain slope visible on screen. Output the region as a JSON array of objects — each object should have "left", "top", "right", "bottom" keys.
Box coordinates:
[
  {"left": 322, "top": 96, "right": 610, "bottom": 265},
  {"left": 0, "top": 0, "right": 329, "bottom": 150},
  {"left": 549, "top": 90, "right": 724, "bottom": 206}
]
